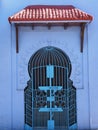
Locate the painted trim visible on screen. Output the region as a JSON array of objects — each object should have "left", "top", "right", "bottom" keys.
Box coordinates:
[{"left": 10, "top": 20, "right": 91, "bottom": 24}]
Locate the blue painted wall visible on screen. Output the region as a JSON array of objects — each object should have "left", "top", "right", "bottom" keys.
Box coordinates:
[{"left": 0, "top": 0, "right": 98, "bottom": 129}]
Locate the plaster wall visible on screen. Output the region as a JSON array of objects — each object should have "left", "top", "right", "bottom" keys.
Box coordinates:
[{"left": 0, "top": 0, "right": 98, "bottom": 129}]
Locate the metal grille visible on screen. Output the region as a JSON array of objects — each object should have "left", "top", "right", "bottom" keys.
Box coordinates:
[
  {"left": 24, "top": 46, "right": 77, "bottom": 130},
  {"left": 32, "top": 66, "right": 68, "bottom": 129},
  {"left": 24, "top": 81, "right": 32, "bottom": 127}
]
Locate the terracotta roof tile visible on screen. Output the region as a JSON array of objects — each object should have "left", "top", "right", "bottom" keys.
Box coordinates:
[{"left": 8, "top": 5, "right": 93, "bottom": 23}]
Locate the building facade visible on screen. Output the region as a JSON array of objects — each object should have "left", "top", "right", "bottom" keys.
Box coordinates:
[{"left": 0, "top": 0, "right": 98, "bottom": 130}]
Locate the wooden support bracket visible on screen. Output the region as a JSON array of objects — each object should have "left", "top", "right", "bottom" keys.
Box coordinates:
[
  {"left": 47, "top": 23, "right": 51, "bottom": 30},
  {"left": 80, "top": 23, "right": 86, "bottom": 53},
  {"left": 15, "top": 25, "right": 19, "bottom": 53},
  {"left": 64, "top": 23, "right": 68, "bottom": 29},
  {"left": 32, "top": 24, "right": 34, "bottom": 30},
  {"left": 14, "top": 22, "right": 86, "bottom": 53}
]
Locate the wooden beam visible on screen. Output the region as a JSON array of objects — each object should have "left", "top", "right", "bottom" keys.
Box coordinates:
[
  {"left": 15, "top": 25, "right": 19, "bottom": 53},
  {"left": 80, "top": 23, "right": 86, "bottom": 52}
]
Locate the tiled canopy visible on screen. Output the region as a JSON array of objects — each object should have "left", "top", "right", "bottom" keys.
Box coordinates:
[
  {"left": 8, "top": 5, "right": 93, "bottom": 53},
  {"left": 8, "top": 5, "right": 93, "bottom": 23}
]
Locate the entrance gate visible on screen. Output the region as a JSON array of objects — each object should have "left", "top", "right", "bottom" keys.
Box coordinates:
[{"left": 24, "top": 46, "right": 77, "bottom": 130}]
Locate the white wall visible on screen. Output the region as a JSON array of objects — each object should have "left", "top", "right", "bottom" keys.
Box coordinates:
[{"left": 0, "top": 0, "right": 98, "bottom": 129}]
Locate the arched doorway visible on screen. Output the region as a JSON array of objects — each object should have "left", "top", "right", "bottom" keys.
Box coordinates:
[{"left": 24, "top": 46, "right": 77, "bottom": 130}]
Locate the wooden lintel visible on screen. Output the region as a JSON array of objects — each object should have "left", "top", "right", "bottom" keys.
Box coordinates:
[
  {"left": 80, "top": 23, "right": 86, "bottom": 53},
  {"left": 15, "top": 25, "right": 19, "bottom": 53}
]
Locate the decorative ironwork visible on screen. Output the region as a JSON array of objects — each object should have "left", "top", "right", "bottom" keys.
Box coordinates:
[{"left": 24, "top": 46, "right": 77, "bottom": 130}]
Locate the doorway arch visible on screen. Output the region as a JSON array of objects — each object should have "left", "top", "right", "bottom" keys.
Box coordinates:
[{"left": 24, "top": 46, "right": 77, "bottom": 130}]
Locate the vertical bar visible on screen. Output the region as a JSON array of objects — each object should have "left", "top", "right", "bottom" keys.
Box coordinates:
[
  {"left": 62, "top": 68, "right": 63, "bottom": 87},
  {"left": 15, "top": 25, "right": 19, "bottom": 53},
  {"left": 67, "top": 67, "right": 69, "bottom": 129},
  {"left": 47, "top": 65, "right": 54, "bottom": 78},
  {"left": 66, "top": 68, "right": 69, "bottom": 129},
  {"left": 56, "top": 67, "right": 57, "bottom": 86},
  {"left": 32, "top": 68, "right": 33, "bottom": 129},
  {"left": 59, "top": 67, "right": 60, "bottom": 86},
  {"left": 49, "top": 77, "right": 52, "bottom": 120},
  {"left": 58, "top": 67, "right": 60, "bottom": 125},
  {"left": 80, "top": 23, "right": 85, "bottom": 53},
  {"left": 40, "top": 67, "right": 42, "bottom": 86}
]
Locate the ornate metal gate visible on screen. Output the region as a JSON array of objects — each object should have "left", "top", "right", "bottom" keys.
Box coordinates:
[{"left": 24, "top": 46, "right": 77, "bottom": 130}]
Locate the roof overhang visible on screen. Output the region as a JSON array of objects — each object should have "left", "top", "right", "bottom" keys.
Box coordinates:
[
  {"left": 10, "top": 20, "right": 91, "bottom": 24},
  {"left": 8, "top": 5, "right": 93, "bottom": 53}
]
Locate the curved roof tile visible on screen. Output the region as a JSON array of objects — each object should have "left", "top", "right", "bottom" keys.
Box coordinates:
[{"left": 8, "top": 5, "right": 93, "bottom": 23}]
